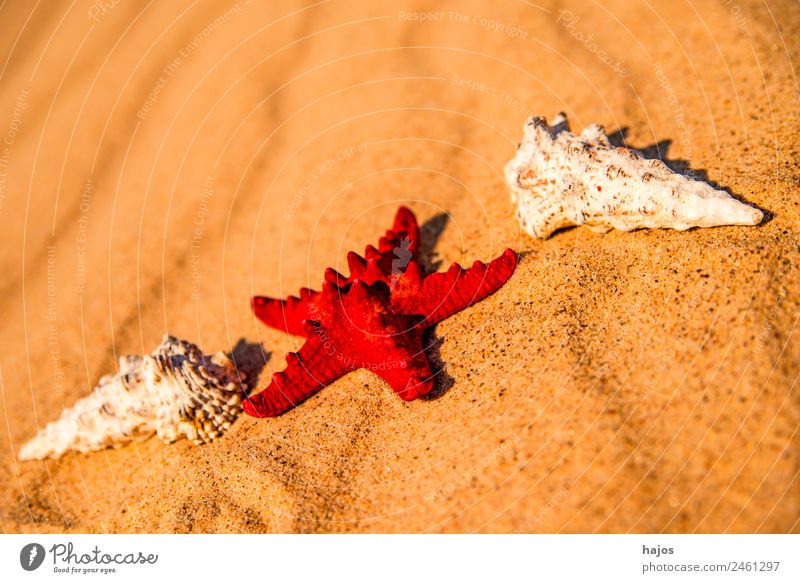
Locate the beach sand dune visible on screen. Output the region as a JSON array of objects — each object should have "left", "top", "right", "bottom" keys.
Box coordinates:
[{"left": 0, "top": 0, "right": 797, "bottom": 532}]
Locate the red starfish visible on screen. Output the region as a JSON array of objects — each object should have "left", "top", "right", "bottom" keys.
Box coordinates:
[{"left": 245, "top": 207, "right": 517, "bottom": 418}]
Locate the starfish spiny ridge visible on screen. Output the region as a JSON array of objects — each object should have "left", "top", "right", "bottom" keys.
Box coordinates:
[{"left": 246, "top": 207, "right": 517, "bottom": 418}]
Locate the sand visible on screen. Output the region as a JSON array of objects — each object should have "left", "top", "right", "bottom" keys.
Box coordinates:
[{"left": 0, "top": 0, "right": 798, "bottom": 533}]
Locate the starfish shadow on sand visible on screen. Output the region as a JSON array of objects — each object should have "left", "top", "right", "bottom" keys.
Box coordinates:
[
  {"left": 419, "top": 331, "right": 455, "bottom": 400},
  {"left": 418, "top": 211, "right": 450, "bottom": 273}
]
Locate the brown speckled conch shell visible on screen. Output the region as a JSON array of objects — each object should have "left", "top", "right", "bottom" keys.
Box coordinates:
[{"left": 19, "top": 336, "right": 246, "bottom": 460}]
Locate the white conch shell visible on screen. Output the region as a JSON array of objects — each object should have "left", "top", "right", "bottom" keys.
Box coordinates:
[
  {"left": 504, "top": 113, "right": 764, "bottom": 239},
  {"left": 20, "top": 336, "right": 246, "bottom": 460}
]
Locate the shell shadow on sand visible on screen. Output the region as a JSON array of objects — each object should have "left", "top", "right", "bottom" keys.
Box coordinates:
[{"left": 230, "top": 339, "right": 271, "bottom": 391}]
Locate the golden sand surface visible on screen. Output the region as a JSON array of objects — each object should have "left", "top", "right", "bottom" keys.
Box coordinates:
[{"left": 0, "top": 0, "right": 797, "bottom": 533}]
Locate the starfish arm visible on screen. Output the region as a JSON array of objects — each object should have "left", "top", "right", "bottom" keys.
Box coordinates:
[
  {"left": 251, "top": 289, "right": 318, "bottom": 337},
  {"left": 242, "top": 327, "right": 354, "bottom": 418},
  {"left": 398, "top": 249, "right": 518, "bottom": 325},
  {"left": 377, "top": 205, "right": 420, "bottom": 258},
  {"left": 372, "top": 354, "right": 435, "bottom": 401}
]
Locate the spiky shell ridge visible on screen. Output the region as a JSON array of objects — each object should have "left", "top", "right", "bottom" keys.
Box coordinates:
[{"left": 505, "top": 113, "right": 763, "bottom": 239}]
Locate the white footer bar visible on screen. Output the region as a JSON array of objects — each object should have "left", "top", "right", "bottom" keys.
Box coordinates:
[{"left": 1, "top": 534, "right": 797, "bottom": 582}]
